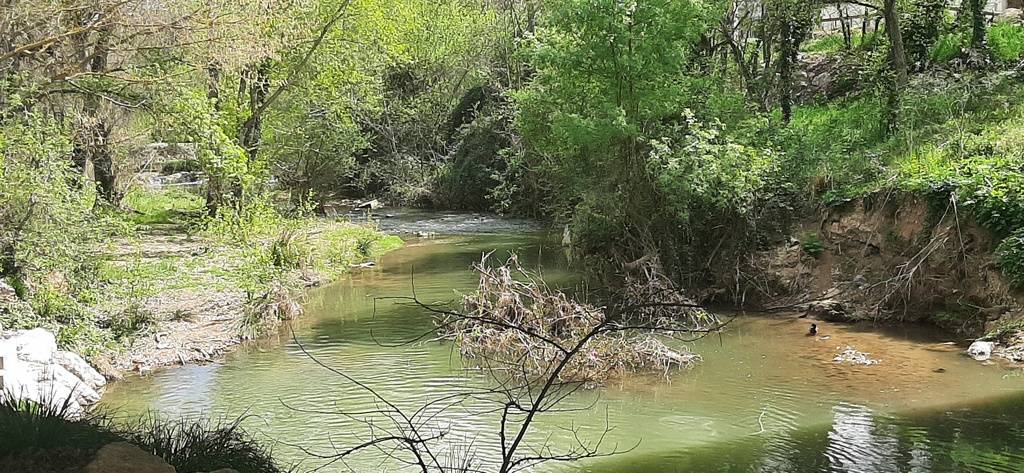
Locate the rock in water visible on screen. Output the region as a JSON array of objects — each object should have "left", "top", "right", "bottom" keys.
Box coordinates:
[
  {"left": 356, "top": 199, "right": 381, "bottom": 210},
  {"left": 833, "top": 346, "right": 880, "bottom": 365},
  {"left": 967, "top": 340, "right": 995, "bottom": 361},
  {"left": 85, "top": 442, "right": 176, "bottom": 473}
]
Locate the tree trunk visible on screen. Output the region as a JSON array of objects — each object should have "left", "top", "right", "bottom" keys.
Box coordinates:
[
  {"left": 779, "top": 18, "right": 794, "bottom": 124},
  {"left": 840, "top": 7, "right": 853, "bottom": 50},
  {"left": 238, "top": 59, "right": 272, "bottom": 161},
  {"left": 969, "top": 0, "right": 986, "bottom": 50},
  {"left": 78, "top": 24, "right": 117, "bottom": 204},
  {"left": 205, "top": 62, "right": 223, "bottom": 216},
  {"left": 883, "top": 0, "right": 908, "bottom": 88}
]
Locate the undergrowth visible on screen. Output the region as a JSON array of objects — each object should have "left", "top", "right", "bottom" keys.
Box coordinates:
[{"left": 0, "top": 394, "right": 284, "bottom": 473}]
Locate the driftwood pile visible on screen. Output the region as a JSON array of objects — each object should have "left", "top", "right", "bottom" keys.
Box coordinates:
[{"left": 439, "top": 255, "right": 717, "bottom": 384}]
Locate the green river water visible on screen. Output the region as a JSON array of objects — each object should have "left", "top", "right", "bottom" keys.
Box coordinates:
[{"left": 101, "top": 212, "right": 1024, "bottom": 472}]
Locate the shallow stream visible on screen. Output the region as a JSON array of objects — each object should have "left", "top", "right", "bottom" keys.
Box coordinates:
[{"left": 101, "top": 212, "right": 1024, "bottom": 472}]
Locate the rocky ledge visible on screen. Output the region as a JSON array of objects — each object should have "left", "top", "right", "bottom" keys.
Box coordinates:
[{"left": 0, "top": 328, "right": 106, "bottom": 414}]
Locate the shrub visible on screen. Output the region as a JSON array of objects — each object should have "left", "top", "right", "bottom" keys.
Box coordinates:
[
  {"left": 123, "top": 416, "right": 282, "bottom": 473},
  {"left": 988, "top": 22, "right": 1024, "bottom": 63},
  {"left": 801, "top": 232, "right": 825, "bottom": 257},
  {"left": 930, "top": 32, "right": 967, "bottom": 63},
  {"left": 268, "top": 230, "right": 308, "bottom": 270},
  {"left": 0, "top": 393, "right": 121, "bottom": 459},
  {"left": 997, "top": 229, "right": 1024, "bottom": 288},
  {"left": 0, "top": 395, "right": 284, "bottom": 473}
]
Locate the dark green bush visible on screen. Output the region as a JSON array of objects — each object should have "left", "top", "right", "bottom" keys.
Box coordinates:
[
  {"left": 997, "top": 229, "right": 1024, "bottom": 288},
  {"left": 0, "top": 395, "right": 285, "bottom": 473}
]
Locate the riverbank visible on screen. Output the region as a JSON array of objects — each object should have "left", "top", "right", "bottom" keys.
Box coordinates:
[
  {"left": 91, "top": 218, "right": 402, "bottom": 377},
  {"left": 0, "top": 189, "right": 403, "bottom": 381}
]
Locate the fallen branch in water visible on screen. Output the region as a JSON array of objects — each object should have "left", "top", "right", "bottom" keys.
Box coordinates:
[
  {"left": 438, "top": 253, "right": 719, "bottom": 384},
  {"left": 286, "top": 254, "right": 732, "bottom": 472}
]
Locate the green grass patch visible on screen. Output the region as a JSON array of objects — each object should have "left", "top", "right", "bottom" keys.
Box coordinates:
[
  {"left": 766, "top": 70, "right": 1024, "bottom": 286},
  {"left": 929, "top": 31, "right": 968, "bottom": 63},
  {"left": 122, "top": 188, "right": 204, "bottom": 226}
]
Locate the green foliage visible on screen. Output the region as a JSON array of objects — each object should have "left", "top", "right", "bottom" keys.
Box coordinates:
[
  {"left": 122, "top": 416, "right": 283, "bottom": 473},
  {"left": 515, "top": 0, "right": 711, "bottom": 258},
  {"left": 985, "top": 317, "right": 1024, "bottom": 341},
  {"left": 778, "top": 94, "right": 887, "bottom": 193},
  {"left": 0, "top": 396, "right": 284, "bottom": 473},
  {"left": 996, "top": 229, "right": 1024, "bottom": 288},
  {"left": 0, "top": 114, "right": 114, "bottom": 353},
  {"left": 930, "top": 32, "right": 968, "bottom": 63},
  {"left": 0, "top": 395, "right": 121, "bottom": 460},
  {"left": 649, "top": 115, "right": 775, "bottom": 224},
  {"left": 122, "top": 188, "right": 205, "bottom": 226},
  {"left": 902, "top": 0, "right": 947, "bottom": 68},
  {"left": 803, "top": 31, "right": 880, "bottom": 54},
  {"left": 109, "top": 303, "right": 157, "bottom": 340},
  {"left": 0, "top": 115, "right": 96, "bottom": 279},
  {"left": 988, "top": 23, "right": 1024, "bottom": 63},
  {"left": 801, "top": 232, "right": 825, "bottom": 257},
  {"left": 432, "top": 100, "right": 512, "bottom": 211},
  {"left": 269, "top": 230, "right": 308, "bottom": 270}
]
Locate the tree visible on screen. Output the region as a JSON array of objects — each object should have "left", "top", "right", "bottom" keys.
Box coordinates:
[
  {"left": 769, "top": 0, "right": 816, "bottom": 123},
  {"left": 1, "top": 0, "right": 195, "bottom": 204},
  {"left": 967, "top": 0, "right": 987, "bottom": 51},
  {"left": 514, "top": 0, "right": 707, "bottom": 233}
]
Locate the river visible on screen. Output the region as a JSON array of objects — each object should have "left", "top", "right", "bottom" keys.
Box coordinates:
[{"left": 100, "top": 211, "right": 1024, "bottom": 472}]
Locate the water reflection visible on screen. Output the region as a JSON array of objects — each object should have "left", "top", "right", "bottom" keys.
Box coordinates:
[{"left": 826, "top": 403, "right": 899, "bottom": 473}]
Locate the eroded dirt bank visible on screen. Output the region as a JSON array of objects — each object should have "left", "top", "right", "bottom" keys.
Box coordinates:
[{"left": 710, "top": 192, "right": 1024, "bottom": 361}]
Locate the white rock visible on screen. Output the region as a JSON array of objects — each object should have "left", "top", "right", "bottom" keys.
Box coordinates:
[
  {"left": 356, "top": 199, "right": 382, "bottom": 210},
  {"left": 997, "top": 8, "right": 1022, "bottom": 23},
  {"left": 56, "top": 350, "right": 107, "bottom": 391},
  {"left": 0, "top": 279, "right": 16, "bottom": 298},
  {"left": 968, "top": 340, "right": 995, "bottom": 361},
  {"left": 0, "top": 329, "right": 105, "bottom": 414},
  {"left": 4, "top": 328, "right": 57, "bottom": 364}
]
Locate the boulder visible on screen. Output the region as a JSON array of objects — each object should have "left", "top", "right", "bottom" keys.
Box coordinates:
[
  {"left": 356, "top": 199, "right": 382, "bottom": 210},
  {"left": 6, "top": 328, "right": 57, "bottom": 364},
  {"left": 85, "top": 442, "right": 176, "bottom": 473},
  {"left": 0, "top": 329, "right": 106, "bottom": 414},
  {"left": 967, "top": 340, "right": 995, "bottom": 361},
  {"left": 996, "top": 8, "right": 1022, "bottom": 23},
  {"left": 56, "top": 350, "right": 107, "bottom": 391},
  {"left": 804, "top": 299, "right": 850, "bottom": 321}
]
